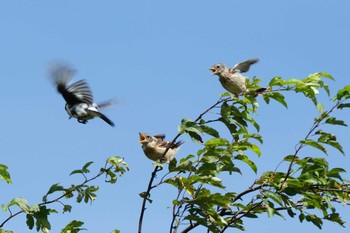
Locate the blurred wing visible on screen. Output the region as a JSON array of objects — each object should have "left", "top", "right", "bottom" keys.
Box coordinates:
[
  {"left": 230, "top": 58, "right": 259, "bottom": 73},
  {"left": 97, "top": 99, "right": 116, "bottom": 109},
  {"left": 48, "top": 61, "right": 75, "bottom": 87},
  {"left": 67, "top": 80, "right": 94, "bottom": 105}
]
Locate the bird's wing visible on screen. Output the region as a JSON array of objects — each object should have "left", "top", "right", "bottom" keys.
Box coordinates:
[
  {"left": 96, "top": 99, "right": 116, "bottom": 109},
  {"left": 49, "top": 61, "right": 75, "bottom": 87},
  {"left": 153, "top": 134, "right": 166, "bottom": 140},
  {"left": 67, "top": 80, "right": 94, "bottom": 105},
  {"left": 230, "top": 58, "right": 259, "bottom": 73},
  {"left": 158, "top": 139, "right": 184, "bottom": 149}
]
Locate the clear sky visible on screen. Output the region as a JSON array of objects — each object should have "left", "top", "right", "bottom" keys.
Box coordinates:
[{"left": 1, "top": 1, "right": 349, "bottom": 232}]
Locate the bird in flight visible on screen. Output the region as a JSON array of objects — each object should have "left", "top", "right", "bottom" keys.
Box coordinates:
[{"left": 48, "top": 61, "right": 115, "bottom": 127}]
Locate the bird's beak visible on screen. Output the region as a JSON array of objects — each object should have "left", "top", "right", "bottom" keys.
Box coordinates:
[
  {"left": 139, "top": 133, "right": 147, "bottom": 143},
  {"left": 209, "top": 67, "right": 217, "bottom": 76}
]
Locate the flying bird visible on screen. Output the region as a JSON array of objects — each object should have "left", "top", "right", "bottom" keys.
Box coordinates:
[
  {"left": 139, "top": 133, "right": 184, "bottom": 163},
  {"left": 209, "top": 58, "right": 265, "bottom": 96},
  {"left": 49, "top": 61, "right": 115, "bottom": 127}
]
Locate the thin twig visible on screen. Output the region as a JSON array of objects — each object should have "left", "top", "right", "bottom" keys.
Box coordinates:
[
  {"left": 0, "top": 164, "right": 114, "bottom": 228},
  {"left": 279, "top": 101, "right": 341, "bottom": 190}
]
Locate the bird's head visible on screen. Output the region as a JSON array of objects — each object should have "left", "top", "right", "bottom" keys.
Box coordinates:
[
  {"left": 209, "top": 63, "right": 226, "bottom": 76},
  {"left": 139, "top": 133, "right": 152, "bottom": 145}
]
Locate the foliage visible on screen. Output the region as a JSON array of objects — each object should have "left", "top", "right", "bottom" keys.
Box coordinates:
[
  {"left": 0, "top": 156, "right": 128, "bottom": 232},
  {"left": 138, "top": 73, "right": 350, "bottom": 233},
  {"left": 1, "top": 72, "right": 349, "bottom": 232}
]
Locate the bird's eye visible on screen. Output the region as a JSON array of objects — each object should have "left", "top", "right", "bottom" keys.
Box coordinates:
[{"left": 216, "top": 65, "right": 221, "bottom": 69}]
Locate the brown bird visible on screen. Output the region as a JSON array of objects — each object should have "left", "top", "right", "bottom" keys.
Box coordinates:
[
  {"left": 209, "top": 58, "right": 264, "bottom": 96},
  {"left": 139, "top": 133, "right": 184, "bottom": 163}
]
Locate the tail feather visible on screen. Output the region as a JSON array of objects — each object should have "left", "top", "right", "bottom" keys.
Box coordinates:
[
  {"left": 97, "top": 112, "right": 115, "bottom": 127},
  {"left": 86, "top": 109, "right": 115, "bottom": 127}
]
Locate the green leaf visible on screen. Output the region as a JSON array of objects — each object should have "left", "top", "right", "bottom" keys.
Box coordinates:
[
  {"left": 262, "top": 190, "right": 283, "bottom": 206},
  {"left": 325, "top": 117, "right": 347, "bottom": 126},
  {"left": 205, "top": 138, "right": 230, "bottom": 147},
  {"left": 188, "top": 131, "right": 203, "bottom": 143},
  {"left": 305, "top": 214, "right": 323, "bottom": 229},
  {"left": 327, "top": 167, "right": 346, "bottom": 180},
  {"left": 300, "top": 139, "right": 327, "bottom": 155},
  {"left": 179, "top": 118, "right": 203, "bottom": 135},
  {"left": 0, "top": 164, "right": 12, "bottom": 184},
  {"left": 235, "top": 154, "right": 257, "bottom": 173},
  {"left": 70, "top": 161, "right": 94, "bottom": 175},
  {"left": 268, "top": 77, "right": 284, "bottom": 87},
  {"left": 317, "top": 72, "right": 334, "bottom": 81},
  {"left": 335, "top": 85, "right": 350, "bottom": 100},
  {"left": 200, "top": 124, "right": 220, "bottom": 138},
  {"left": 325, "top": 140, "right": 345, "bottom": 155},
  {"left": 61, "top": 220, "right": 86, "bottom": 233},
  {"left": 8, "top": 197, "right": 30, "bottom": 212},
  {"left": 63, "top": 205, "right": 72, "bottom": 213},
  {"left": 337, "top": 103, "right": 350, "bottom": 109},
  {"left": 263, "top": 92, "right": 288, "bottom": 108},
  {"left": 139, "top": 191, "right": 152, "bottom": 204},
  {"left": 26, "top": 214, "right": 35, "bottom": 229},
  {"left": 43, "top": 183, "right": 65, "bottom": 202},
  {"left": 106, "top": 156, "right": 129, "bottom": 177}
]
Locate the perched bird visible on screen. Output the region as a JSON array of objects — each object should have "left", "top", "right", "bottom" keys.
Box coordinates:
[
  {"left": 48, "top": 61, "right": 115, "bottom": 127},
  {"left": 139, "top": 133, "right": 184, "bottom": 163},
  {"left": 209, "top": 58, "right": 265, "bottom": 96}
]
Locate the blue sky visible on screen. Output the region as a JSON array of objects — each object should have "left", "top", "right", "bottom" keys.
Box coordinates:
[{"left": 0, "top": 1, "right": 349, "bottom": 232}]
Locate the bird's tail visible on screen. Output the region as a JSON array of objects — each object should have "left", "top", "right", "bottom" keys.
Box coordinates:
[
  {"left": 96, "top": 112, "right": 115, "bottom": 127},
  {"left": 172, "top": 140, "right": 185, "bottom": 149}
]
